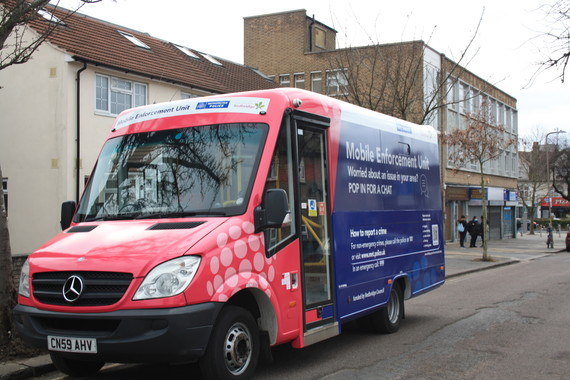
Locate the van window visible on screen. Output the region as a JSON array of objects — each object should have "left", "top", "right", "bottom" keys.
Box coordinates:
[
  {"left": 263, "top": 121, "right": 296, "bottom": 256},
  {"left": 75, "top": 123, "right": 267, "bottom": 221}
]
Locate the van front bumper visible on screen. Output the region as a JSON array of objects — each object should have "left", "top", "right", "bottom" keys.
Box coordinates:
[{"left": 13, "top": 302, "right": 223, "bottom": 363}]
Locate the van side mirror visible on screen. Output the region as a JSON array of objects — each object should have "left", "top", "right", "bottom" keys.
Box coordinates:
[
  {"left": 254, "top": 189, "right": 290, "bottom": 233},
  {"left": 60, "top": 201, "right": 76, "bottom": 230}
]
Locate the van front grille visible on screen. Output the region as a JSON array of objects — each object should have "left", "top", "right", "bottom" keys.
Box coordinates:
[{"left": 33, "top": 271, "right": 133, "bottom": 306}]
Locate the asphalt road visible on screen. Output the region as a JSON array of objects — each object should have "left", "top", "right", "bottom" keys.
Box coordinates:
[
  {"left": 256, "top": 252, "right": 570, "bottom": 379},
  {"left": 30, "top": 251, "right": 570, "bottom": 380}
]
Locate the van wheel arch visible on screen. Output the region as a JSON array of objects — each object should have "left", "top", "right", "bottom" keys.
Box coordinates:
[{"left": 226, "top": 288, "right": 278, "bottom": 345}]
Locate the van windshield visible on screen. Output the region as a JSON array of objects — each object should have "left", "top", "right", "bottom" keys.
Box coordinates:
[{"left": 75, "top": 123, "right": 267, "bottom": 222}]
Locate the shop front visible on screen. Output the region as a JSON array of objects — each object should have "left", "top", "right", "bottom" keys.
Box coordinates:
[{"left": 445, "top": 186, "right": 518, "bottom": 242}]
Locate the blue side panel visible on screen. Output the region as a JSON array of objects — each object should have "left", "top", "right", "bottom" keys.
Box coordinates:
[
  {"left": 333, "top": 210, "right": 444, "bottom": 319},
  {"left": 332, "top": 116, "right": 444, "bottom": 321}
]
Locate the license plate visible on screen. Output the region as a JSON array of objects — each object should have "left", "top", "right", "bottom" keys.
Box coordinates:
[{"left": 48, "top": 335, "right": 97, "bottom": 353}]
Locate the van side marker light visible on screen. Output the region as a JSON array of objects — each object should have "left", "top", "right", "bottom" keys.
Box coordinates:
[{"left": 292, "top": 98, "right": 302, "bottom": 108}]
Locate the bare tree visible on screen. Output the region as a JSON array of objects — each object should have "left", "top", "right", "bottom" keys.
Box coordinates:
[
  {"left": 518, "top": 131, "right": 550, "bottom": 234},
  {"left": 0, "top": 0, "right": 102, "bottom": 346},
  {"left": 0, "top": 0, "right": 102, "bottom": 72},
  {"left": 531, "top": 0, "right": 570, "bottom": 83},
  {"left": 0, "top": 163, "right": 13, "bottom": 345},
  {"left": 325, "top": 11, "right": 485, "bottom": 126},
  {"left": 443, "top": 100, "right": 515, "bottom": 261}
]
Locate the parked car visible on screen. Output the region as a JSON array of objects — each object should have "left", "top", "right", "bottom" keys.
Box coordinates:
[{"left": 566, "top": 230, "right": 570, "bottom": 252}]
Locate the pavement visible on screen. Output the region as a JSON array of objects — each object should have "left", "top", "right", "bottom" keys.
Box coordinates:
[{"left": 1, "top": 232, "right": 566, "bottom": 379}]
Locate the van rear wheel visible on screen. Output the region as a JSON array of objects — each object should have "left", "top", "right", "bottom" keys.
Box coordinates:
[
  {"left": 49, "top": 352, "right": 104, "bottom": 377},
  {"left": 199, "top": 305, "right": 260, "bottom": 380},
  {"left": 370, "top": 282, "right": 404, "bottom": 334}
]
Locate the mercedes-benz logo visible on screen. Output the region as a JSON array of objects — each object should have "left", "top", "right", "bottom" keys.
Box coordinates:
[{"left": 62, "top": 275, "right": 84, "bottom": 303}]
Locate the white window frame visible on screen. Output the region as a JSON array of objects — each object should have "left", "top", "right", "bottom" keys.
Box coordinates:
[
  {"left": 498, "top": 103, "right": 505, "bottom": 126},
  {"left": 459, "top": 83, "right": 469, "bottom": 114},
  {"left": 326, "top": 69, "right": 348, "bottom": 97},
  {"left": 294, "top": 73, "right": 305, "bottom": 89},
  {"left": 201, "top": 53, "right": 223, "bottom": 66},
  {"left": 174, "top": 44, "right": 199, "bottom": 59},
  {"left": 38, "top": 8, "right": 65, "bottom": 25},
  {"left": 447, "top": 78, "right": 457, "bottom": 110},
  {"left": 279, "top": 74, "right": 290, "bottom": 87},
  {"left": 117, "top": 30, "right": 150, "bottom": 49},
  {"left": 95, "top": 74, "right": 147, "bottom": 116},
  {"left": 181, "top": 92, "right": 197, "bottom": 99},
  {"left": 311, "top": 71, "right": 322, "bottom": 93}
]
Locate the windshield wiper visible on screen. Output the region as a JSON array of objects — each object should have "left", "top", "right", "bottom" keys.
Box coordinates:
[
  {"left": 83, "top": 214, "right": 139, "bottom": 222},
  {"left": 135, "top": 210, "right": 228, "bottom": 219}
]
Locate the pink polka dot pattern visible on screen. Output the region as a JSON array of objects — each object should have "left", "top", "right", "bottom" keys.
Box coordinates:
[{"left": 206, "top": 220, "right": 275, "bottom": 301}]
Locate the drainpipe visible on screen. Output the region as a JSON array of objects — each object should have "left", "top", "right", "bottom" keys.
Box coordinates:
[
  {"left": 76, "top": 60, "right": 87, "bottom": 203},
  {"left": 309, "top": 15, "right": 315, "bottom": 52}
]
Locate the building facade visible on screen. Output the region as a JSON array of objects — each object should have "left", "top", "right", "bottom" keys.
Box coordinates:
[
  {"left": 0, "top": 5, "right": 276, "bottom": 254},
  {"left": 244, "top": 9, "right": 518, "bottom": 241}
]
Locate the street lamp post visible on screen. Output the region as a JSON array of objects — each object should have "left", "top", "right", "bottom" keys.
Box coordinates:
[{"left": 545, "top": 130, "right": 566, "bottom": 230}]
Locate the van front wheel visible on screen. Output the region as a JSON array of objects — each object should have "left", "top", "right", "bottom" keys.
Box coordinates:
[{"left": 199, "top": 306, "right": 260, "bottom": 380}]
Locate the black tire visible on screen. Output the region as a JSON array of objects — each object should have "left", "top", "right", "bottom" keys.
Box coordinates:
[
  {"left": 370, "top": 282, "right": 404, "bottom": 334},
  {"left": 199, "top": 306, "right": 260, "bottom": 380},
  {"left": 49, "top": 352, "right": 104, "bottom": 377}
]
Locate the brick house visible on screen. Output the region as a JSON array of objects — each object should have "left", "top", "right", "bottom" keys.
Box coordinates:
[
  {"left": 244, "top": 9, "right": 519, "bottom": 241},
  {"left": 0, "top": 4, "right": 276, "bottom": 254}
]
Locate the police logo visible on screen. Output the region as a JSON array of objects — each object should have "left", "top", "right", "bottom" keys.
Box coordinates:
[{"left": 62, "top": 275, "right": 84, "bottom": 303}]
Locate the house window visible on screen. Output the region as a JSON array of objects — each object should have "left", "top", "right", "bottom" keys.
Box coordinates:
[
  {"left": 279, "top": 74, "right": 290, "bottom": 87},
  {"left": 446, "top": 79, "right": 457, "bottom": 110},
  {"left": 459, "top": 83, "right": 469, "bottom": 114},
  {"left": 490, "top": 99, "right": 497, "bottom": 123},
  {"left": 117, "top": 30, "right": 150, "bottom": 50},
  {"left": 2, "top": 177, "right": 7, "bottom": 216},
  {"left": 174, "top": 44, "right": 199, "bottom": 59},
  {"left": 326, "top": 69, "right": 348, "bottom": 96},
  {"left": 38, "top": 8, "right": 65, "bottom": 25},
  {"left": 294, "top": 73, "right": 305, "bottom": 89},
  {"left": 512, "top": 152, "right": 518, "bottom": 176},
  {"left": 181, "top": 92, "right": 197, "bottom": 99},
  {"left": 311, "top": 72, "right": 322, "bottom": 93},
  {"left": 314, "top": 27, "right": 326, "bottom": 49},
  {"left": 95, "top": 74, "right": 147, "bottom": 115},
  {"left": 498, "top": 103, "right": 505, "bottom": 126},
  {"left": 471, "top": 90, "right": 480, "bottom": 113},
  {"left": 201, "top": 53, "right": 223, "bottom": 66}
]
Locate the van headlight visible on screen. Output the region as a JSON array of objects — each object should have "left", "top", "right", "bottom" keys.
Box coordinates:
[
  {"left": 133, "top": 256, "right": 201, "bottom": 300},
  {"left": 18, "top": 259, "right": 30, "bottom": 298}
]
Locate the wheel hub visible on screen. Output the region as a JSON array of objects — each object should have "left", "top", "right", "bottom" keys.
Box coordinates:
[{"left": 224, "top": 323, "right": 252, "bottom": 375}]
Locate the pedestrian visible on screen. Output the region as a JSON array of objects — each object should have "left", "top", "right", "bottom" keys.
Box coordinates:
[
  {"left": 467, "top": 216, "right": 479, "bottom": 248},
  {"left": 457, "top": 215, "right": 467, "bottom": 247},
  {"left": 546, "top": 226, "right": 553, "bottom": 248},
  {"left": 516, "top": 218, "right": 522, "bottom": 237}
]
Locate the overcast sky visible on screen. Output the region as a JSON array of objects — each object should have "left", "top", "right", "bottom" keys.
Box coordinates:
[{"left": 53, "top": 0, "right": 569, "bottom": 139}]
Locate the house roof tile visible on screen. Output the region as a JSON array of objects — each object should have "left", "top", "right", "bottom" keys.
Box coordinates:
[{"left": 29, "top": 4, "right": 276, "bottom": 93}]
